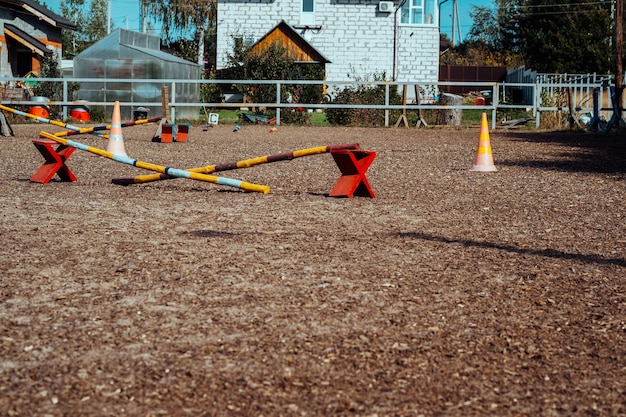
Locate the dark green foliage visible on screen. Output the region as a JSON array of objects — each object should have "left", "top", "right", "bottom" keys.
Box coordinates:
[
  {"left": 163, "top": 38, "right": 199, "bottom": 63},
  {"left": 32, "top": 55, "right": 80, "bottom": 100},
  {"left": 223, "top": 37, "right": 325, "bottom": 123},
  {"left": 517, "top": 0, "right": 613, "bottom": 73},
  {"left": 31, "top": 55, "right": 80, "bottom": 118},
  {"left": 281, "top": 109, "right": 311, "bottom": 125},
  {"left": 200, "top": 69, "right": 223, "bottom": 105},
  {"left": 88, "top": 106, "right": 106, "bottom": 123},
  {"left": 226, "top": 40, "right": 295, "bottom": 103},
  {"left": 295, "top": 64, "right": 325, "bottom": 106},
  {"left": 326, "top": 73, "right": 402, "bottom": 127},
  {"left": 464, "top": 0, "right": 617, "bottom": 74},
  {"left": 60, "top": 0, "right": 109, "bottom": 57},
  {"left": 31, "top": 55, "right": 63, "bottom": 100}
]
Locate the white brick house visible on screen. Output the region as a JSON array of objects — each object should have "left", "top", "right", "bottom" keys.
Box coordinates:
[{"left": 216, "top": 0, "right": 439, "bottom": 83}]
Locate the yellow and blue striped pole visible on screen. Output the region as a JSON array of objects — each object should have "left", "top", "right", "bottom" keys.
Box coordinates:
[
  {"left": 38, "top": 130, "right": 270, "bottom": 194},
  {"left": 0, "top": 103, "right": 160, "bottom": 139},
  {"left": 0, "top": 103, "right": 106, "bottom": 137},
  {"left": 52, "top": 116, "right": 163, "bottom": 138},
  {"left": 112, "top": 143, "right": 361, "bottom": 185}
]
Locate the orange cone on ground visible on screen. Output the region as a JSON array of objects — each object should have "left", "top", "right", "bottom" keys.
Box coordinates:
[
  {"left": 106, "top": 101, "right": 128, "bottom": 157},
  {"left": 471, "top": 112, "right": 497, "bottom": 172}
]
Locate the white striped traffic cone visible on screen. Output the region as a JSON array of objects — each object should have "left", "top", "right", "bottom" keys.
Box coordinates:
[{"left": 106, "top": 101, "right": 128, "bottom": 157}]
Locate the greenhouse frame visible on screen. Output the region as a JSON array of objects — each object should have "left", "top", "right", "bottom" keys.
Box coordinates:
[{"left": 73, "top": 29, "right": 201, "bottom": 120}]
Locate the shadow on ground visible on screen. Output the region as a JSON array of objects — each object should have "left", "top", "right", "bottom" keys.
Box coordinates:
[
  {"left": 498, "top": 130, "right": 626, "bottom": 175},
  {"left": 397, "top": 231, "right": 626, "bottom": 268}
]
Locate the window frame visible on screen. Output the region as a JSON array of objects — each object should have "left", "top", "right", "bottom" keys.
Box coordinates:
[
  {"left": 300, "top": 0, "right": 315, "bottom": 25},
  {"left": 400, "top": 0, "right": 438, "bottom": 27}
]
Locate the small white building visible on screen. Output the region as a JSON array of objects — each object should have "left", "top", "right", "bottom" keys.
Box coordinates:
[{"left": 216, "top": 0, "right": 439, "bottom": 83}]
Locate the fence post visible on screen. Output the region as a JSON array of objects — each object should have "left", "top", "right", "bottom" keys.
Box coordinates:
[
  {"left": 276, "top": 82, "right": 281, "bottom": 126},
  {"left": 62, "top": 80, "right": 68, "bottom": 121},
  {"left": 170, "top": 81, "right": 176, "bottom": 122},
  {"left": 535, "top": 82, "right": 541, "bottom": 129},
  {"left": 491, "top": 83, "right": 498, "bottom": 129},
  {"left": 384, "top": 83, "right": 390, "bottom": 128}
]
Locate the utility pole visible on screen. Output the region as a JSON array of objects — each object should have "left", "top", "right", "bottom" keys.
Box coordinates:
[
  {"left": 450, "top": 0, "right": 461, "bottom": 45},
  {"left": 107, "top": 0, "right": 111, "bottom": 34},
  {"left": 616, "top": 0, "right": 623, "bottom": 90}
]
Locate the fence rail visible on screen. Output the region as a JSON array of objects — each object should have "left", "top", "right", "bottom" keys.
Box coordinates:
[{"left": 0, "top": 76, "right": 621, "bottom": 129}]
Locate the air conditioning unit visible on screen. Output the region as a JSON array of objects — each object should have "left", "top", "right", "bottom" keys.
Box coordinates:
[{"left": 378, "top": 1, "right": 393, "bottom": 12}]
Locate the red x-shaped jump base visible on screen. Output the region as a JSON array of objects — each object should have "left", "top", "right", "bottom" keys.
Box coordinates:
[
  {"left": 30, "top": 139, "right": 77, "bottom": 184},
  {"left": 329, "top": 150, "right": 376, "bottom": 198}
]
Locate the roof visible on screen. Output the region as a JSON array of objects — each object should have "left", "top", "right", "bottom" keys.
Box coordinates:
[
  {"left": 250, "top": 20, "right": 330, "bottom": 64},
  {"left": 1, "top": 0, "right": 77, "bottom": 30},
  {"left": 125, "top": 44, "right": 201, "bottom": 66},
  {"left": 3, "top": 23, "right": 52, "bottom": 56},
  {"left": 75, "top": 29, "right": 200, "bottom": 68}
]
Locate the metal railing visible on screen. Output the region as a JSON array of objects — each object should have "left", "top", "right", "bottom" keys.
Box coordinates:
[{"left": 0, "top": 76, "right": 619, "bottom": 129}]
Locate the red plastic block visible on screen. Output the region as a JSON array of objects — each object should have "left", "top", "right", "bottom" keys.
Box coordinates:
[
  {"left": 175, "top": 123, "right": 189, "bottom": 142},
  {"left": 159, "top": 124, "right": 174, "bottom": 143},
  {"left": 329, "top": 150, "right": 376, "bottom": 198},
  {"left": 30, "top": 139, "right": 77, "bottom": 184}
]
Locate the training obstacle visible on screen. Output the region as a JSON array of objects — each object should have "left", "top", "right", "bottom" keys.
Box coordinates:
[
  {"left": 112, "top": 143, "right": 362, "bottom": 186},
  {"left": 2, "top": 101, "right": 267, "bottom": 193},
  {"left": 52, "top": 116, "right": 163, "bottom": 138},
  {"left": 0, "top": 111, "right": 13, "bottom": 136},
  {"left": 38, "top": 130, "right": 270, "bottom": 194},
  {"left": 30, "top": 139, "right": 77, "bottom": 184},
  {"left": 329, "top": 150, "right": 376, "bottom": 198}
]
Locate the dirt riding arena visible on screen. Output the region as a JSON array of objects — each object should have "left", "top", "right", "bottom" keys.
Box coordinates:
[{"left": 1, "top": 121, "right": 625, "bottom": 416}]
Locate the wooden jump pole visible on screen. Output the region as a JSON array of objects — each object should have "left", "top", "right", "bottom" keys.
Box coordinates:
[
  {"left": 38, "top": 130, "right": 270, "bottom": 194},
  {"left": 52, "top": 116, "right": 163, "bottom": 138},
  {"left": 0, "top": 103, "right": 161, "bottom": 139},
  {"left": 112, "top": 143, "right": 361, "bottom": 186},
  {"left": 0, "top": 103, "right": 107, "bottom": 137}
]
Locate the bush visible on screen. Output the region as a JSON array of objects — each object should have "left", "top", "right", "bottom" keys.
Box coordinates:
[
  {"left": 30, "top": 55, "right": 80, "bottom": 119},
  {"left": 326, "top": 74, "right": 402, "bottom": 126},
  {"left": 281, "top": 109, "right": 311, "bottom": 125},
  {"left": 222, "top": 37, "right": 325, "bottom": 125}
]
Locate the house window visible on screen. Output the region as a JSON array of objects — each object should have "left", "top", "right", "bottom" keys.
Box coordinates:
[
  {"left": 400, "top": 0, "right": 437, "bottom": 25},
  {"left": 301, "top": 0, "right": 315, "bottom": 25}
]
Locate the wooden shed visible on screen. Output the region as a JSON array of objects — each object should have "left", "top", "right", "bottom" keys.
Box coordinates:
[{"left": 249, "top": 20, "right": 330, "bottom": 65}]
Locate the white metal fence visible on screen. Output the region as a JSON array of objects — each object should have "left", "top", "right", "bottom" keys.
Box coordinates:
[{"left": 0, "top": 76, "right": 621, "bottom": 129}]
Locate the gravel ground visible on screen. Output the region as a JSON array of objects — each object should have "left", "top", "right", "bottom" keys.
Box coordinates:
[{"left": 1, "top": 121, "right": 625, "bottom": 416}]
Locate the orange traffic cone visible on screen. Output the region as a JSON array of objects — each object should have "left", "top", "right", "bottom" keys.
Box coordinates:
[
  {"left": 471, "top": 112, "right": 497, "bottom": 172},
  {"left": 106, "top": 101, "right": 128, "bottom": 157}
]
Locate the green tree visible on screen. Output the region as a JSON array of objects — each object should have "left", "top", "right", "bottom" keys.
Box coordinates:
[
  {"left": 60, "top": 0, "right": 85, "bottom": 57},
  {"left": 144, "top": 0, "right": 217, "bottom": 68},
  {"left": 84, "top": 0, "right": 108, "bottom": 45},
  {"left": 451, "top": 1, "right": 523, "bottom": 67},
  {"left": 222, "top": 38, "right": 325, "bottom": 123},
  {"left": 467, "top": 6, "right": 502, "bottom": 50},
  {"left": 516, "top": 0, "right": 613, "bottom": 73},
  {"left": 225, "top": 39, "right": 296, "bottom": 103},
  {"left": 60, "top": 0, "right": 112, "bottom": 57},
  {"left": 465, "top": 0, "right": 615, "bottom": 74}
]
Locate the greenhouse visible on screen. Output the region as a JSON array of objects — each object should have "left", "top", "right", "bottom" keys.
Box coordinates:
[{"left": 73, "top": 29, "right": 201, "bottom": 120}]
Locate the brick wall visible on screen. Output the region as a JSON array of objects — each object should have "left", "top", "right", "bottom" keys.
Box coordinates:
[{"left": 216, "top": 0, "right": 439, "bottom": 84}]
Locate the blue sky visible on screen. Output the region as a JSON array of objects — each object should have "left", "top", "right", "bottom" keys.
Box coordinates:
[
  {"left": 440, "top": 0, "right": 494, "bottom": 43},
  {"left": 44, "top": 0, "right": 495, "bottom": 43},
  {"left": 43, "top": 0, "right": 157, "bottom": 34}
]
